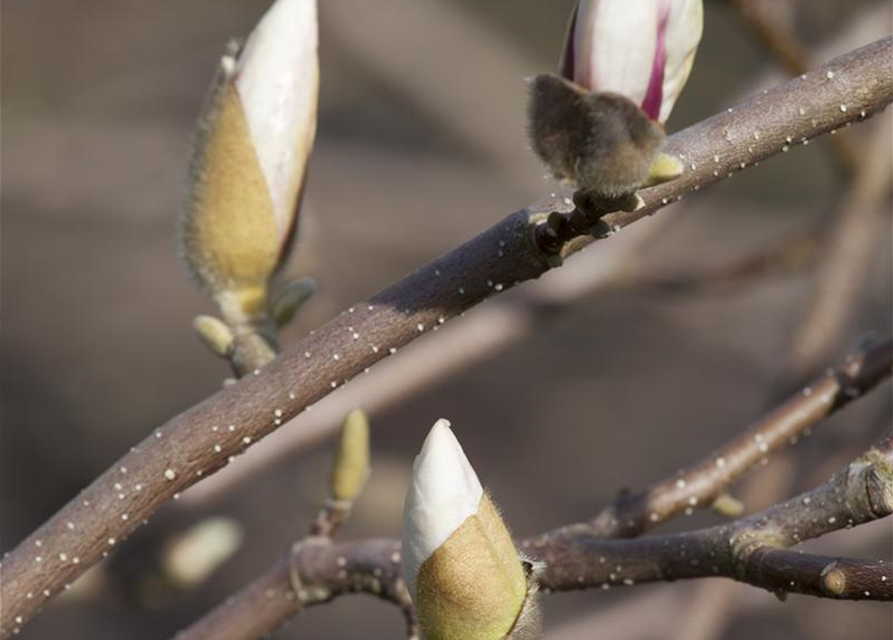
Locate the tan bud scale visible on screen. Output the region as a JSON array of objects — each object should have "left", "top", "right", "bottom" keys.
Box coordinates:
[
  {"left": 181, "top": 69, "right": 281, "bottom": 305},
  {"left": 415, "top": 494, "right": 527, "bottom": 640},
  {"left": 528, "top": 74, "right": 666, "bottom": 198},
  {"left": 331, "top": 408, "right": 371, "bottom": 502}
]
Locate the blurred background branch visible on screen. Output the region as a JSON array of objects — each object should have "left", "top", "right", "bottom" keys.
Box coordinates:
[{"left": 172, "top": 350, "right": 891, "bottom": 640}]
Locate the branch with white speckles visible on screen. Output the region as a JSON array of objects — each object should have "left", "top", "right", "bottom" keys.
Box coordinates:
[
  {"left": 528, "top": 431, "right": 893, "bottom": 599},
  {"left": 583, "top": 337, "right": 892, "bottom": 539},
  {"left": 172, "top": 423, "right": 892, "bottom": 640},
  {"left": 1, "top": 36, "right": 891, "bottom": 640},
  {"left": 172, "top": 538, "right": 415, "bottom": 640}
]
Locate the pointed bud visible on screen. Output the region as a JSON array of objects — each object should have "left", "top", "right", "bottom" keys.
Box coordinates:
[
  {"left": 330, "top": 408, "right": 371, "bottom": 502},
  {"left": 180, "top": 0, "right": 318, "bottom": 319},
  {"left": 403, "top": 420, "right": 541, "bottom": 640},
  {"left": 561, "top": 0, "right": 704, "bottom": 124},
  {"left": 193, "top": 315, "right": 236, "bottom": 358},
  {"left": 271, "top": 276, "right": 317, "bottom": 327}
]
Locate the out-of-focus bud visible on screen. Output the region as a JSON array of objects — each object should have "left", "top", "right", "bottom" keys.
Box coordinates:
[
  {"left": 161, "top": 517, "right": 244, "bottom": 589},
  {"left": 180, "top": 0, "right": 318, "bottom": 330},
  {"left": 402, "top": 420, "right": 541, "bottom": 640},
  {"left": 561, "top": 0, "right": 703, "bottom": 124},
  {"left": 712, "top": 492, "right": 745, "bottom": 517},
  {"left": 529, "top": 0, "right": 702, "bottom": 201},
  {"left": 193, "top": 315, "right": 236, "bottom": 357},
  {"left": 271, "top": 276, "right": 317, "bottom": 328},
  {"left": 330, "top": 408, "right": 371, "bottom": 503}
]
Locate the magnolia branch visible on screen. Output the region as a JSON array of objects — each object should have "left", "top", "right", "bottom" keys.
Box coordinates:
[
  {"left": 723, "top": 0, "right": 861, "bottom": 174},
  {"left": 172, "top": 366, "right": 893, "bottom": 640},
  {"left": 172, "top": 538, "right": 413, "bottom": 640},
  {"left": 585, "top": 337, "right": 892, "bottom": 538},
  {"left": 1, "top": 36, "right": 891, "bottom": 639},
  {"left": 532, "top": 432, "right": 893, "bottom": 598}
]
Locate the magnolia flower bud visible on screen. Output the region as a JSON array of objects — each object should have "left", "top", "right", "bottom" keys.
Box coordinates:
[
  {"left": 180, "top": 0, "right": 318, "bottom": 319},
  {"left": 403, "top": 420, "right": 541, "bottom": 640},
  {"left": 330, "top": 408, "right": 371, "bottom": 503},
  {"left": 561, "top": 0, "right": 703, "bottom": 124},
  {"left": 529, "top": 0, "right": 702, "bottom": 200}
]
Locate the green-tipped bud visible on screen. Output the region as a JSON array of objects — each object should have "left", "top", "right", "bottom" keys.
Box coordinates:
[
  {"left": 403, "top": 420, "right": 542, "bottom": 640},
  {"left": 161, "top": 517, "right": 244, "bottom": 589},
  {"left": 712, "top": 492, "right": 745, "bottom": 518},
  {"left": 179, "top": 0, "right": 318, "bottom": 321},
  {"left": 330, "top": 409, "right": 371, "bottom": 502},
  {"left": 193, "top": 315, "right": 236, "bottom": 357},
  {"left": 643, "top": 153, "right": 684, "bottom": 187},
  {"left": 271, "top": 276, "right": 317, "bottom": 327}
]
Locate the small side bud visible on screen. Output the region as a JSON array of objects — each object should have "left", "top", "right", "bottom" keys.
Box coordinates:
[
  {"left": 330, "top": 408, "right": 371, "bottom": 502},
  {"left": 528, "top": 75, "right": 666, "bottom": 199},
  {"left": 161, "top": 517, "right": 244, "bottom": 589},
  {"left": 193, "top": 315, "right": 236, "bottom": 357},
  {"left": 711, "top": 492, "right": 745, "bottom": 518},
  {"left": 821, "top": 564, "right": 847, "bottom": 596},
  {"left": 271, "top": 276, "right": 317, "bottom": 328},
  {"left": 643, "top": 152, "right": 684, "bottom": 187}
]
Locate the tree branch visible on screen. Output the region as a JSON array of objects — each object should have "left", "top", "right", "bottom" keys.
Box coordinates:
[
  {"left": 629, "top": 226, "right": 823, "bottom": 294},
  {"left": 172, "top": 538, "right": 414, "bottom": 640},
  {"left": 789, "top": 113, "right": 893, "bottom": 376},
  {"left": 2, "top": 36, "right": 891, "bottom": 639},
  {"left": 723, "top": 0, "right": 862, "bottom": 174},
  {"left": 531, "top": 432, "right": 893, "bottom": 598},
  {"left": 172, "top": 428, "right": 893, "bottom": 640},
  {"left": 180, "top": 216, "right": 673, "bottom": 506},
  {"left": 585, "top": 337, "right": 892, "bottom": 539}
]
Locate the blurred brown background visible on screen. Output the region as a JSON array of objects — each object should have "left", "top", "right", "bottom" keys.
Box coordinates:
[{"left": 2, "top": 1, "right": 892, "bottom": 638}]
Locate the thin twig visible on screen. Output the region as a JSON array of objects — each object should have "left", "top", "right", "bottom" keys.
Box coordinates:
[
  {"left": 2, "top": 37, "right": 891, "bottom": 638},
  {"left": 724, "top": 0, "right": 861, "bottom": 173},
  {"left": 668, "top": 452, "right": 796, "bottom": 640},
  {"left": 630, "top": 226, "right": 823, "bottom": 295},
  {"left": 789, "top": 114, "right": 893, "bottom": 377},
  {"left": 528, "top": 432, "right": 893, "bottom": 596},
  {"left": 586, "top": 338, "right": 892, "bottom": 538},
  {"left": 172, "top": 538, "right": 413, "bottom": 640},
  {"left": 172, "top": 431, "right": 893, "bottom": 640}
]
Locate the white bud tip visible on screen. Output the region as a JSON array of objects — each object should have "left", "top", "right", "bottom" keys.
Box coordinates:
[{"left": 402, "top": 419, "right": 484, "bottom": 597}]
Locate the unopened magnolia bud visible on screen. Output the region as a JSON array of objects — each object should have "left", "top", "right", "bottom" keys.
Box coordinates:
[
  {"left": 162, "top": 517, "right": 244, "bottom": 588},
  {"left": 560, "top": 0, "right": 704, "bottom": 124},
  {"left": 271, "top": 276, "right": 317, "bottom": 327},
  {"left": 193, "top": 315, "right": 236, "bottom": 357},
  {"left": 530, "top": 0, "right": 702, "bottom": 199},
  {"left": 403, "top": 420, "right": 541, "bottom": 640},
  {"left": 180, "top": 0, "right": 318, "bottom": 318},
  {"left": 330, "top": 408, "right": 371, "bottom": 502},
  {"left": 529, "top": 75, "right": 665, "bottom": 197}
]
